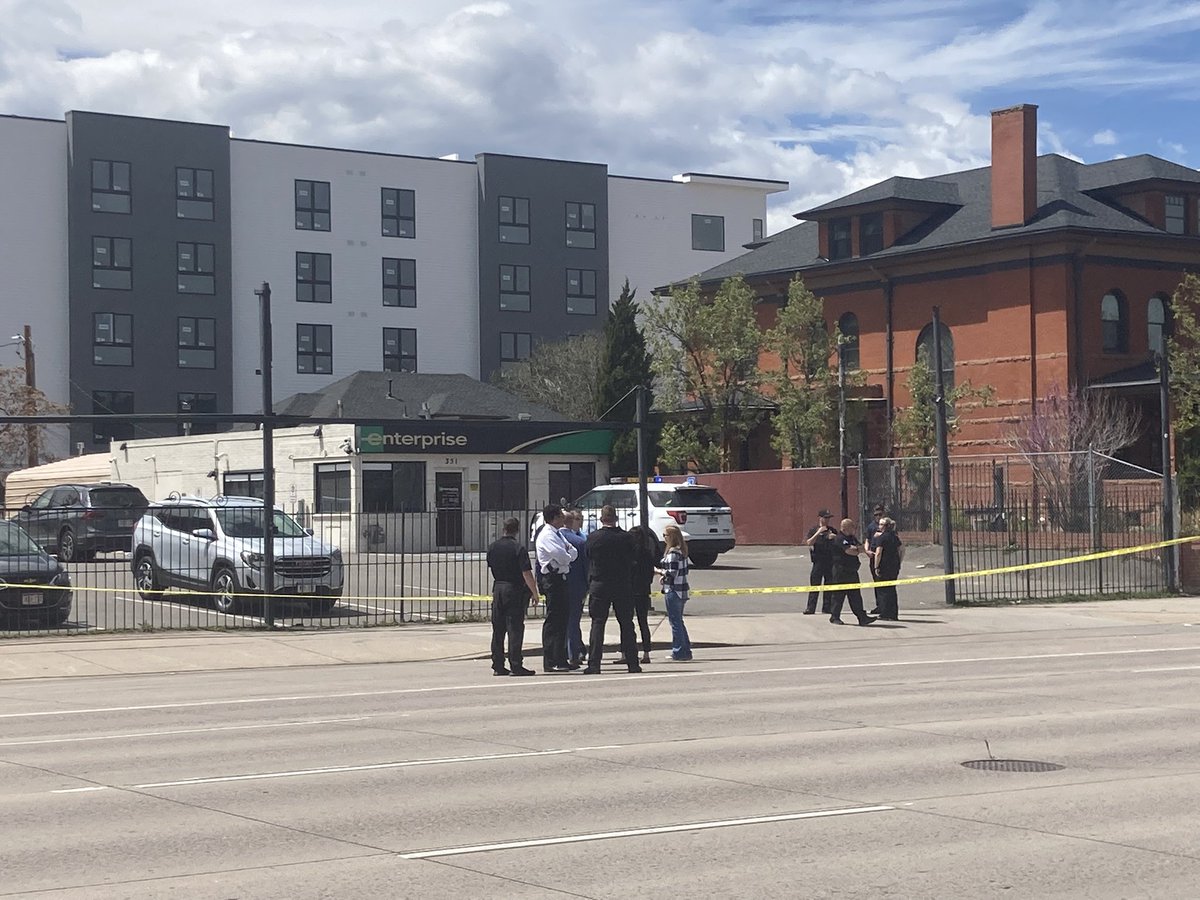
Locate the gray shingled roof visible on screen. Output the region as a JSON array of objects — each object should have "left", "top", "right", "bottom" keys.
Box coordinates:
[
  {"left": 797, "top": 176, "right": 961, "bottom": 216},
  {"left": 688, "top": 153, "right": 1198, "bottom": 287},
  {"left": 273, "top": 372, "right": 568, "bottom": 421}
]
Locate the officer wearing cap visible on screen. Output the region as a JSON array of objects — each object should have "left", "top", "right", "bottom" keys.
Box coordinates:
[{"left": 803, "top": 509, "right": 840, "bottom": 615}]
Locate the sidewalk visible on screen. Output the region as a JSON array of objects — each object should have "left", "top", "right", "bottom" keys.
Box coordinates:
[{"left": 1, "top": 596, "right": 1197, "bottom": 681}]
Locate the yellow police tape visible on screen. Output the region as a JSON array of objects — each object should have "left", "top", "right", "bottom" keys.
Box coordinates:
[{"left": 15, "top": 534, "right": 1195, "bottom": 606}]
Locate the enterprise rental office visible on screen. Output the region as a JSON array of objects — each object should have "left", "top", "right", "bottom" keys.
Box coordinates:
[{"left": 111, "top": 420, "right": 613, "bottom": 553}]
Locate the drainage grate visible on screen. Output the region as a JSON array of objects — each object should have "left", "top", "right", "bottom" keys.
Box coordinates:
[{"left": 962, "top": 759, "right": 1065, "bottom": 773}]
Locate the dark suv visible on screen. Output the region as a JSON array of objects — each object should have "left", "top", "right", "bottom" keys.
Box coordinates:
[{"left": 13, "top": 483, "right": 149, "bottom": 562}]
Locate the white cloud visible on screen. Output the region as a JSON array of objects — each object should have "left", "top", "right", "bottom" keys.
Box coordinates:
[
  {"left": 1092, "top": 129, "right": 1118, "bottom": 145},
  {"left": 3, "top": 0, "right": 1200, "bottom": 230}
]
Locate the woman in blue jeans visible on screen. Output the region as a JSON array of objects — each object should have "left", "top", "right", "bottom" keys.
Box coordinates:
[{"left": 656, "top": 524, "right": 693, "bottom": 661}]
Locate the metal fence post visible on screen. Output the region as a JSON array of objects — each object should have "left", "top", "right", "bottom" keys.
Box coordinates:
[{"left": 256, "top": 282, "right": 275, "bottom": 629}]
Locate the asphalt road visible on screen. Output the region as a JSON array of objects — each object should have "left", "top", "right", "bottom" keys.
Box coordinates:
[{"left": 3, "top": 620, "right": 1199, "bottom": 897}]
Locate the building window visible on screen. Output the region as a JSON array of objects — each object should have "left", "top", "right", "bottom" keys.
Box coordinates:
[
  {"left": 178, "top": 392, "right": 218, "bottom": 435},
  {"left": 92, "top": 313, "right": 132, "bottom": 367},
  {"left": 295, "top": 179, "right": 331, "bottom": 231},
  {"left": 92, "top": 236, "right": 132, "bottom": 290},
  {"left": 479, "top": 462, "right": 528, "bottom": 511},
  {"left": 314, "top": 462, "right": 351, "bottom": 513},
  {"left": 381, "top": 187, "right": 415, "bottom": 238},
  {"left": 499, "top": 195, "right": 530, "bottom": 244},
  {"left": 362, "top": 461, "right": 426, "bottom": 512},
  {"left": 177, "top": 242, "right": 215, "bottom": 294},
  {"left": 91, "top": 160, "right": 131, "bottom": 214},
  {"left": 548, "top": 462, "right": 595, "bottom": 506},
  {"left": 859, "top": 213, "right": 884, "bottom": 255},
  {"left": 916, "top": 322, "right": 955, "bottom": 395},
  {"left": 223, "top": 471, "right": 265, "bottom": 500},
  {"left": 92, "top": 390, "right": 134, "bottom": 445},
  {"left": 500, "top": 332, "right": 532, "bottom": 366},
  {"left": 382, "top": 258, "right": 416, "bottom": 307},
  {"left": 566, "top": 201, "right": 597, "bottom": 249},
  {"left": 1101, "top": 291, "right": 1128, "bottom": 353},
  {"left": 1148, "top": 295, "right": 1171, "bottom": 353},
  {"left": 296, "top": 252, "right": 332, "bottom": 303},
  {"left": 566, "top": 268, "right": 597, "bottom": 316},
  {"left": 383, "top": 327, "right": 417, "bottom": 372},
  {"left": 829, "top": 218, "right": 852, "bottom": 260},
  {"left": 177, "top": 316, "right": 216, "bottom": 369},
  {"left": 691, "top": 214, "right": 725, "bottom": 252},
  {"left": 837, "top": 312, "right": 860, "bottom": 371},
  {"left": 1166, "top": 195, "right": 1186, "bottom": 235},
  {"left": 176, "top": 167, "right": 214, "bottom": 220},
  {"left": 500, "top": 264, "right": 531, "bottom": 312},
  {"left": 297, "top": 323, "right": 332, "bottom": 374},
  {"left": 752, "top": 218, "right": 764, "bottom": 242}
]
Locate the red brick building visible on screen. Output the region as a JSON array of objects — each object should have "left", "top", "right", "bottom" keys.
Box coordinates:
[{"left": 691, "top": 104, "right": 1199, "bottom": 470}]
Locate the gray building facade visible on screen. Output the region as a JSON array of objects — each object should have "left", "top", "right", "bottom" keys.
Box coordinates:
[
  {"left": 65, "top": 111, "right": 233, "bottom": 450},
  {"left": 475, "top": 153, "right": 609, "bottom": 379}
]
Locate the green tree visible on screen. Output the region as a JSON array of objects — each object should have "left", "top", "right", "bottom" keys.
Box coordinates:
[
  {"left": 0, "top": 366, "right": 68, "bottom": 503},
  {"left": 492, "top": 332, "right": 605, "bottom": 421},
  {"left": 762, "top": 275, "right": 845, "bottom": 467},
  {"left": 597, "top": 279, "right": 654, "bottom": 475},
  {"left": 1169, "top": 272, "right": 1200, "bottom": 508},
  {"left": 645, "top": 275, "right": 764, "bottom": 472}
]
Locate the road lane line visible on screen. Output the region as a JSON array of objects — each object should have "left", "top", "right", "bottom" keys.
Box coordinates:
[
  {"left": 0, "top": 716, "right": 371, "bottom": 748},
  {"left": 400, "top": 805, "right": 896, "bottom": 859},
  {"left": 115, "top": 594, "right": 265, "bottom": 627},
  {"left": 1131, "top": 665, "right": 1200, "bottom": 673},
  {"left": 5, "top": 644, "right": 1199, "bottom": 721}
]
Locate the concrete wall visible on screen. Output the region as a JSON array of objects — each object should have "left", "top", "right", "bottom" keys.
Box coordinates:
[{"left": 229, "top": 141, "right": 481, "bottom": 410}]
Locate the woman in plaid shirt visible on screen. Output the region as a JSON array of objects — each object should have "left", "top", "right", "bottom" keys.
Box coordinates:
[{"left": 656, "top": 524, "right": 693, "bottom": 661}]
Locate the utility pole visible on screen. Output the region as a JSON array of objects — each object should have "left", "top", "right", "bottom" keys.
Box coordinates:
[
  {"left": 838, "top": 347, "right": 848, "bottom": 519},
  {"left": 932, "top": 307, "right": 956, "bottom": 605},
  {"left": 255, "top": 283, "right": 276, "bottom": 628},
  {"left": 1159, "top": 331, "right": 1176, "bottom": 591},
  {"left": 23, "top": 325, "right": 36, "bottom": 468},
  {"left": 636, "top": 385, "right": 649, "bottom": 532}
]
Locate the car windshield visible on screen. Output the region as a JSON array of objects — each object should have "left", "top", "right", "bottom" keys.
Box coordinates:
[
  {"left": 215, "top": 507, "right": 307, "bottom": 539},
  {"left": 651, "top": 488, "right": 729, "bottom": 508},
  {"left": 0, "top": 522, "right": 44, "bottom": 556},
  {"left": 90, "top": 487, "right": 148, "bottom": 509}
]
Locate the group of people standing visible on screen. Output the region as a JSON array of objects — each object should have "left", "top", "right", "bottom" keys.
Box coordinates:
[
  {"left": 803, "top": 504, "right": 904, "bottom": 625},
  {"left": 486, "top": 504, "right": 694, "bottom": 677}
]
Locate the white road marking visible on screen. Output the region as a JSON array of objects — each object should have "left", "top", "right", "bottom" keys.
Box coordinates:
[
  {"left": 0, "top": 716, "right": 371, "bottom": 748},
  {"left": 400, "top": 805, "right": 896, "bottom": 859},
  {"left": 4, "top": 644, "right": 1199, "bottom": 721},
  {"left": 116, "top": 594, "right": 265, "bottom": 627},
  {"left": 49, "top": 748, "right": 572, "bottom": 793},
  {"left": 1131, "top": 665, "right": 1200, "bottom": 673}
]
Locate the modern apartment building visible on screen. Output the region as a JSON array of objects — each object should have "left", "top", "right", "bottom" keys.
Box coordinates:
[{"left": 0, "top": 110, "right": 787, "bottom": 456}]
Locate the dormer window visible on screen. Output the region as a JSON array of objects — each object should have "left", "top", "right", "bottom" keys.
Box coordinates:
[
  {"left": 859, "top": 213, "right": 884, "bottom": 255},
  {"left": 1166, "top": 195, "right": 1185, "bottom": 234},
  {"left": 829, "top": 218, "right": 852, "bottom": 260}
]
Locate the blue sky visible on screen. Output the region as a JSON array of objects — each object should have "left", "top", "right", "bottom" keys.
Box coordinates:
[{"left": 3, "top": 0, "right": 1200, "bottom": 233}]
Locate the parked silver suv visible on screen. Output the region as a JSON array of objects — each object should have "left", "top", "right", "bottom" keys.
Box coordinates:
[{"left": 130, "top": 496, "right": 344, "bottom": 614}]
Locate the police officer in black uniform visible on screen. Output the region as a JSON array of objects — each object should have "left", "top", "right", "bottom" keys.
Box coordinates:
[
  {"left": 583, "top": 505, "right": 642, "bottom": 674},
  {"left": 486, "top": 517, "right": 540, "bottom": 676},
  {"left": 803, "top": 509, "right": 840, "bottom": 615}
]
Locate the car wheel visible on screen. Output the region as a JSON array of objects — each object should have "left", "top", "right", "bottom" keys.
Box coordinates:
[
  {"left": 210, "top": 566, "right": 242, "bottom": 614},
  {"left": 689, "top": 551, "right": 719, "bottom": 568},
  {"left": 134, "top": 553, "right": 163, "bottom": 601},
  {"left": 58, "top": 528, "right": 77, "bottom": 563}
]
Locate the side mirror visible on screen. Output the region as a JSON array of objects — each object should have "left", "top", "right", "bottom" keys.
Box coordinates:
[
  {"left": 304, "top": 527, "right": 314, "bottom": 536},
  {"left": 192, "top": 527, "right": 217, "bottom": 542},
  {"left": 20, "top": 504, "right": 31, "bottom": 512}
]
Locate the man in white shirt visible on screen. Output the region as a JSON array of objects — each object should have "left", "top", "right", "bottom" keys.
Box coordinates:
[{"left": 535, "top": 504, "right": 578, "bottom": 672}]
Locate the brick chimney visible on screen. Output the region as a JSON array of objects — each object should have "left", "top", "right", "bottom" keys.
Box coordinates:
[{"left": 990, "top": 104, "right": 1038, "bottom": 229}]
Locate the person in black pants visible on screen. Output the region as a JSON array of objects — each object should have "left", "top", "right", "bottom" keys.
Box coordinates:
[
  {"left": 535, "top": 504, "right": 578, "bottom": 673},
  {"left": 629, "top": 524, "right": 659, "bottom": 665},
  {"left": 583, "top": 505, "right": 642, "bottom": 674},
  {"left": 864, "top": 503, "right": 886, "bottom": 613},
  {"left": 828, "top": 518, "right": 877, "bottom": 627},
  {"left": 803, "top": 509, "right": 840, "bottom": 615},
  {"left": 870, "top": 517, "right": 904, "bottom": 621},
  {"left": 485, "top": 517, "right": 540, "bottom": 676}
]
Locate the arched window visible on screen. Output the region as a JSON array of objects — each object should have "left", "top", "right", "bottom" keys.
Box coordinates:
[
  {"left": 837, "top": 312, "right": 859, "bottom": 371},
  {"left": 916, "top": 322, "right": 954, "bottom": 395},
  {"left": 1148, "top": 295, "right": 1171, "bottom": 353},
  {"left": 1101, "top": 291, "right": 1128, "bottom": 353}
]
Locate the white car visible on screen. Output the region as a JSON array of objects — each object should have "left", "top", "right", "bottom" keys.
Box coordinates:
[
  {"left": 130, "top": 496, "right": 344, "bottom": 614},
  {"left": 539, "top": 481, "right": 735, "bottom": 568}
]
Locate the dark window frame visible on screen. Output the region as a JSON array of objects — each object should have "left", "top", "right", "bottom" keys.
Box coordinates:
[
  {"left": 565, "top": 201, "right": 597, "bottom": 249},
  {"left": 91, "top": 159, "right": 131, "bottom": 214},
  {"left": 297, "top": 323, "right": 333, "bottom": 374},
  {"left": 837, "top": 311, "right": 860, "bottom": 371},
  {"left": 361, "top": 461, "right": 426, "bottom": 512},
  {"left": 177, "top": 241, "right": 216, "bottom": 294},
  {"left": 176, "top": 167, "right": 214, "bottom": 220},
  {"left": 499, "top": 264, "right": 531, "bottom": 312},
  {"left": 500, "top": 331, "right": 533, "bottom": 363},
  {"left": 566, "top": 268, "right": 597, "bottom": 316},
  {"left": 691, "top": 214, "right": 726, "bottom": 252},
  {"left": 92, "top": 236, "right": 132, "bottom": 290},
  {"left": 314, "top": 462, "right": 351, "bottom": 513},
  {"left": 92, "top": 312, "right": 133, "bottom": 367},
  {"left": 1101, "top": 291, "right": 1129, "bottom": 353},
  {"left": 859, "top": 213, "right": 884, "bottom": 255},
  {"left": 829, "top": 218, "right": 852, "bottom": 260},
  {"left": 1148, "top": 294, "right": 1172, "bottom": 353},
  {"left": 91, "top": 390, "right": 135, "bottom": 445},
  {"left": 478, "top": 462, "right": 529, "bottom": 511},
  {"left": 382, "top": 257, "right": 416, "bottom": 307},
  {"left": 499, "top": 195, "right": 531, "bottom": 244},
  {"left": 295, "top": 179, "right": 331, "bottom": 231},
  {"left": 296, "top": 251, "right": 333, "bottom": 303},
  {"left": 752, "top": 218, "right": 764, "bottom": 242},
  {"left": 177, "top": 316, "right": 216, "bottom": 370},
  {"left": 1165, "top": 194, "right": 1186, "bottom": 235},
  {"left": 383, "top": 327, "right": 418, "bottom": 373},
  {"left": 381, "top": 187, "right": 415, "bottom": 238},
  {"left": 223, "top": 470, "right": 265, "bottom": 500},
  {"left": 178, "top": 392, "right": 218, "bottom": 435}
]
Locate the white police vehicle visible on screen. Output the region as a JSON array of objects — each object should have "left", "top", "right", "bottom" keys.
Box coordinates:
[{"left": 537, "top": 478, "right": 735, "bottom": 568}]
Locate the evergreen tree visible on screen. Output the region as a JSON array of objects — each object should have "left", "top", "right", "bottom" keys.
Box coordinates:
[{"left": 598, "top": 279, "right": 655, "bottom": 474}]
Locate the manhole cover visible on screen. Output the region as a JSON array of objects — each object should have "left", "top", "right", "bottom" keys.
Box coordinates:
[{"left": 962, "top": 759, "right": 1065, "bottom": 773}]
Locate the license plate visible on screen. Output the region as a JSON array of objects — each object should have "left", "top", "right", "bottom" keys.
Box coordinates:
[
  {"left": 119, "top": 519, "right": 134, "bottom": 528},
  {"left": 21, "top": 592, "right": 43, "bottom": 606},
  {"left": 295, "top": 584, "right": 314, "bottom": 594},
  {"left": 707, "top": 516, "right": 718, "bottom": 526}
]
